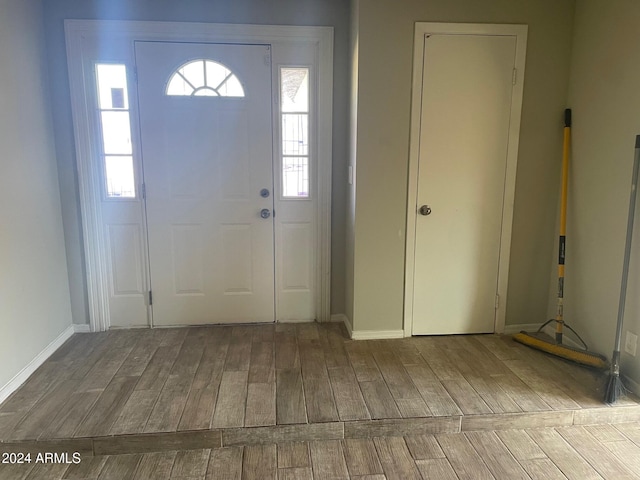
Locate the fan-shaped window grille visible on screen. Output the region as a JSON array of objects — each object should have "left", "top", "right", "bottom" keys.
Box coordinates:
[{"left": 166, "top": 60, "right": 245, "bottom": 97}]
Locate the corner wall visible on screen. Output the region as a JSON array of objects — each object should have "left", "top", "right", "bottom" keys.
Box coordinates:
[
  {"left": 345, "top": 0, "right": 359, "bottom": 330},
  {"left": 0, "top": 0, "right": 73, "bottom": 391},
  {"left": 566, "top": 0, "right": 640, "bottom": 387},
  {"left": 349, "top": 0, "right": 575, "bottom": 334}
]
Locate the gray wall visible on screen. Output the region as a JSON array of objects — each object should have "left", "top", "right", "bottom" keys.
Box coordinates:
[
  {"left": 42, "top": 0, "right": 351, "bottom": 324},
  {"left": 347, "top": 0, "right": 576, "bottom": 332},
  {"left": 566, "top": 0, "right": 640, "bottom": 387},
  {"left": 0, "top": 0, "right": 72, "bottom": 390}
]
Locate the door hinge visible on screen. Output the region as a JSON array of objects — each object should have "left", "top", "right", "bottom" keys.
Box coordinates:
[
  {"left": 141, "top": 182, "right": 146, "bottom": 199},
  {"left": 495, "top": 293, "right": 500, "bottom": 309},
  {"left": 133, "top": 67, "right": 138, "bottom": 83},
  {"left": 512, "top": 68, "right": 517, "bottom": 86},
  {"left": 148, "top": 290, "right": 153, "bottom": 306}
]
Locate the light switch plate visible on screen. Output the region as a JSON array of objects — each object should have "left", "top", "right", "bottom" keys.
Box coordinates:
[{"left": 624, "top": 331, "right": 638, "bottom": 356}]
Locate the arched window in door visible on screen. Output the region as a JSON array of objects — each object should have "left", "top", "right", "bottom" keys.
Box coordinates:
[{"left": 166, "top": 59, "right": 245, "bottom": 97}]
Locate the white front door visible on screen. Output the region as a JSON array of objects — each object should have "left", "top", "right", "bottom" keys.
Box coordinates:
[
  {"left": 136, "top": 42, "right": 275, "bottom": 326},
  {"left": 412, "top": 33, "right": 519, "bottom": 335}
]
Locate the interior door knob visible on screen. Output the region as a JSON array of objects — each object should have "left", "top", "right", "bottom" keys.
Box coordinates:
[
  {"left": 260, "top": 208, "right": 271, "bottom": 219},
  {"left": 419, "top": 205, "right": 432, "bottom": 216}
]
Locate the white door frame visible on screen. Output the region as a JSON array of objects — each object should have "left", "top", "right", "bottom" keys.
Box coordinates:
[
  {"left": 404, "top": 22, "right": 527, "bottom": 337},
  {"left": 65, "top": 20, "right": 334, "bottom": 332}
]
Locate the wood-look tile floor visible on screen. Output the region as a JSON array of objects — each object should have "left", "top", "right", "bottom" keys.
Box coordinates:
[
  {"left": 0, "top": 322, "right": 638, "bottom": 445},
  {"left": 3, "top": 423, "right": 640, "bottom": 479}
]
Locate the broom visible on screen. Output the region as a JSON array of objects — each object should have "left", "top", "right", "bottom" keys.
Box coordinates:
[
  {"left": 514, "top": 109, "right": 608, "bottom": 369},
  {"left": 604, "top": 135, "right": 640, "bottom": 403}
]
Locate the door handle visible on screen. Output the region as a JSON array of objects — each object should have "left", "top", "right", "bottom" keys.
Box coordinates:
[
  {"left": 260, "top": 208, "right": 271, "bottom": 219},
  {"left": 419, "top": 205, "right": 432, "bottom": 216}
]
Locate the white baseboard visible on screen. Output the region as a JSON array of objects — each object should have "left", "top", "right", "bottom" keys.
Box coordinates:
[
  {"left": 329, "top": 313, "right": 403, "bottom": 340},
  {"left": 350, "top": 329, "right": 405, "bottom": 340},
  {"left": 331, "top": 314, "right": 352, "bottom": 338},
  {"left": 73, "top": 324, "right": 91, "bottom": 333},
  {"left": 0, "top": 324, "right": 74, "bottom": 405}
]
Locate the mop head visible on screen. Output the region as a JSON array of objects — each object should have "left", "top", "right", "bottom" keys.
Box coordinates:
[
  {"left": 513, "top": 331, "right": 608, "bottom": 369},
  {"left": 604, "top": 372, "right": 625, "bottom": 404}
]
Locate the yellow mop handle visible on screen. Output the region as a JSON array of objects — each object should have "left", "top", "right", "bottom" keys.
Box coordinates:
[{"left": 556, "top": 109, "right": 571, "bottom": 343}]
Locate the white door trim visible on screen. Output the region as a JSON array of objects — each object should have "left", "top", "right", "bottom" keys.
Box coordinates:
[
  {"left": 404, "top": 22, "right": 527, "bottom": 337},
  {"left": 65, "top": 20, "right": 334, "bottom": 331}
]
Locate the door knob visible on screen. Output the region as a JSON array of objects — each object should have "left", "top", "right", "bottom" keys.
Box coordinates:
[
  {"left": 260, "top": 208, "right": 271, "bottom": 219},
  {"left": 419, "top": 205, "right": 432, "bottom": 216}
]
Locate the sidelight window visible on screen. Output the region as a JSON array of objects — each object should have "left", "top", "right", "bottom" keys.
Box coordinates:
[
  {"left": 280, "top": 67, "right": 310, "bottom": 198},
  {"left": 95, "top": 64, "right": 136, "bottom": 198}
]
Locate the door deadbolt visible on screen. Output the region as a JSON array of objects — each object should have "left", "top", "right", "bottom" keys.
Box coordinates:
[
  {"left": 419, "top": 205, "right": 432, "bottom": 216},
  {"left": 260, "top": 188, "right": 270, "bottom": 198},
  {"left": 260, "top": 208, "right": 271, "bottom": 219}
]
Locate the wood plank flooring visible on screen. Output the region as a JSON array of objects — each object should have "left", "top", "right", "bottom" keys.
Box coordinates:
[
  {"left": 0, "top": 323, "right": 639, "bottom": 445},
  {"left": 2, "top": 423, "right": 640, "bottom": 479}
]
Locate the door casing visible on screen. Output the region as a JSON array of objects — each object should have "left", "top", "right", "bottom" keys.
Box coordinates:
[
  {"left": 404, "top": 22, "right": 528, "bottom": 337},
  {"left": 65, "top": 20, "right": 334, "bottom": 331}
]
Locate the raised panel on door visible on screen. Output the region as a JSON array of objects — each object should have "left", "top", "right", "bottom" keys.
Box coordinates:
[
  {"left": 106, "top": 222, "right": 147, "bottom": 327},
  {"left": 412, "top": 33, "right": 517, "bottom": 335},
  {"left": 171, "top": 224, "right": 205, "bottom": 295},
  {"left": 108, "top": 223, "right": 144, "bottom": 295},
  {"left": 135, "top": 42, "right": 275, "bottom": 326},
  {"left": 220, "top": 223, "right": 254, "bottom": 294},
  {"left": 281, "top": 222, "right": 312, "bottom": 291}
]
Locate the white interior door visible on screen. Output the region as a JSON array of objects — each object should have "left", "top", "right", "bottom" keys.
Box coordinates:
[
  {"left": 412, "top": 33, "right": 518, "bottom": 335},
  {"left": 135, "top": 42, "right": 275, "bottom": 326}
]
